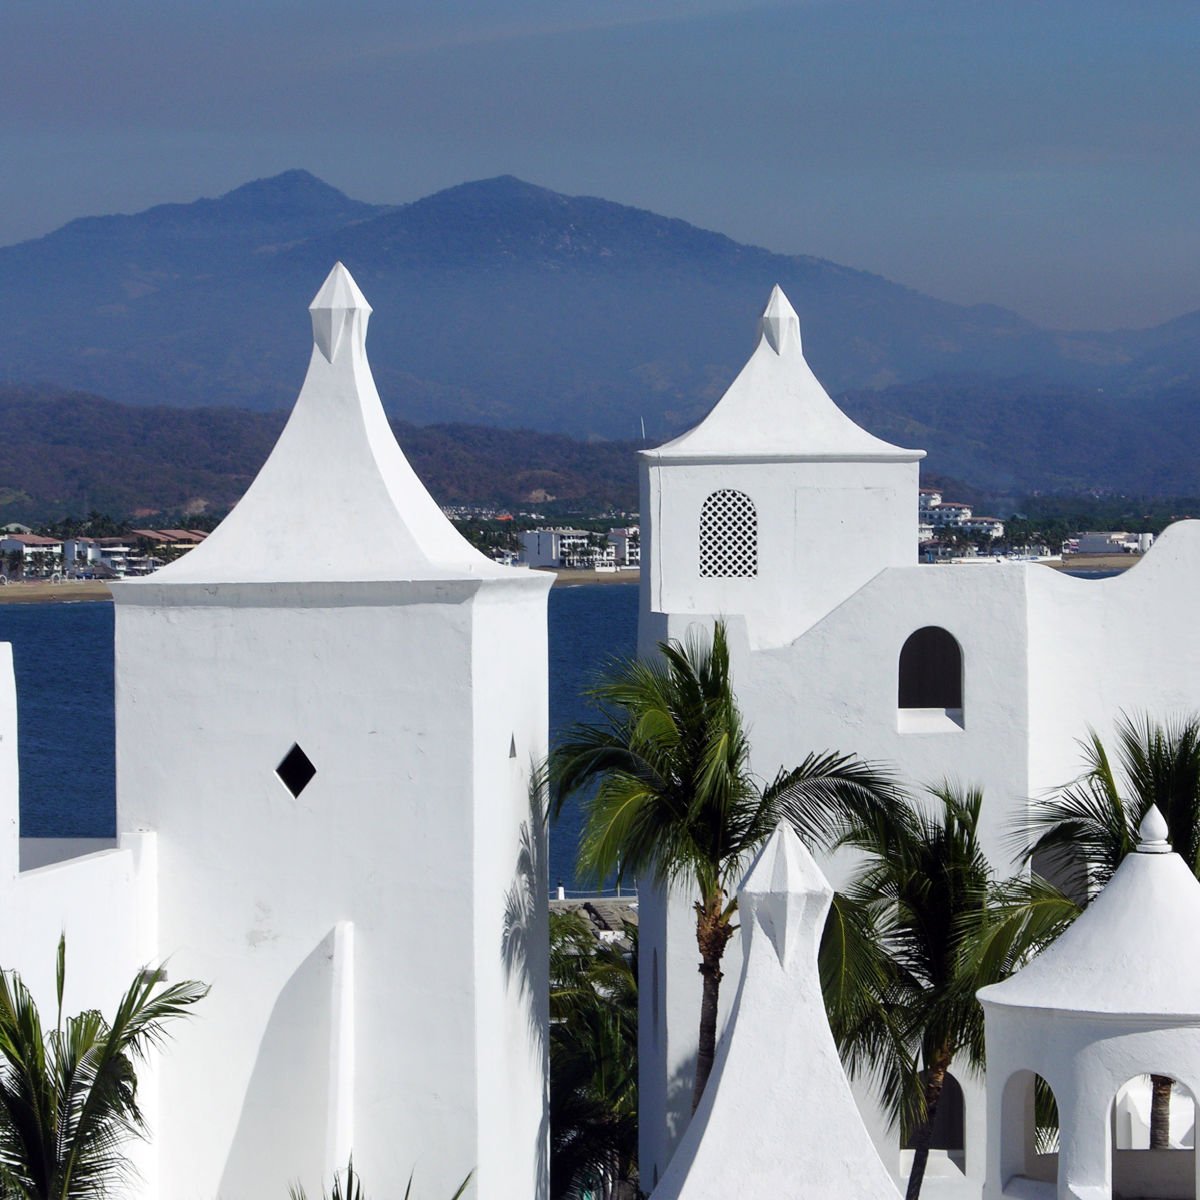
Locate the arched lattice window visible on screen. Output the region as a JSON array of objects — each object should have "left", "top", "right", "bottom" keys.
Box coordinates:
[{"left": 699, "top": 489, "right": 757, "bottom": 578}]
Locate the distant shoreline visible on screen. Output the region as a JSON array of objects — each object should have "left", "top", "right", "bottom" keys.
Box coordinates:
[
  {"left": 541, "top": 568, "right": 640, "bottom": 586},
  {"left": 1045, "top": 554, "right": 1140, "bottom": 573},
  {"left": 0, "top": 569, "right": 641, "bottom": 605},
  {"left": 0, "top": 560, "right": 1147, "bottom": 603}
]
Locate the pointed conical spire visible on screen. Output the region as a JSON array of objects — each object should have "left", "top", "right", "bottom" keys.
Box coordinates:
[
  {"left": 1138, "top": 805, "right": 1171, "bottom": 853},
  {"left": 759, "top": 285, "right": 802, "bottom": 356},
  {"left": 309, "top": 262, "right": 371, "bottom": 363},
  {"left": 738, "top": 822, "right": 832, "bottom": 971},
  {"left": 645, "top": 284, "right": 923, "bottom": 463},
  {"left": 117, "top": 264, "right": 540, "bottom": 587}
]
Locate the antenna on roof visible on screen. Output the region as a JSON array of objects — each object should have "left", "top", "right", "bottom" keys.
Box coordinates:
[{"left": 640, "top": 416, "right": 646, "bottom": 443}]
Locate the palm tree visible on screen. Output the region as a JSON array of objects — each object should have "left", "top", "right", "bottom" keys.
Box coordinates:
[
  {"left": 820, "top": 784, "right": 1024, "bottom": 1200},
  {"left": 549, "top": 910, "right": 638, "bottom": 1200},
  {"left": 550, "top": 618, "right": 903, "bottom": 1110},
  {"left": 0, "top": 936, "right": 208, "bottom": 1199},
  {"left": 1021, "top": 711, "right": 1200, "bottom": 1148},
  {"left": 289, "top": 1159, "right": 471, "bottom": 1200}
]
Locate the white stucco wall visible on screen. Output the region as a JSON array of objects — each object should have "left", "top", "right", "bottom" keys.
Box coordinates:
[
  {"left": 0, "top": 644, "right": 16, "bottom": 880},
  {"left": 641, "top": 459, "right": 920, "bottom": 649}
]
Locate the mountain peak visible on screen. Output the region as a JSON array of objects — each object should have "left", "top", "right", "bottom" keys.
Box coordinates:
[{"left": 217, "top": 170, "right": 367, "bottom": 214}]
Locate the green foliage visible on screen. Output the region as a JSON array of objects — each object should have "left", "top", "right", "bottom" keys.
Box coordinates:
[
  {"left": 817, "top": 784, "right": 1064, "bottom": 1200},
  {"left": 289, "top": 1159, "right": 472, "bottom": 1200},
  {"left": 551, "top": 618, "right": 902, "bottom": 1108},
  {"left": 0, "top": 386, "right": 640, "bottom": 526},
  {"left": 0, "top": 936, "right": 208, "bottom": 1200},
  {"left": 551, "top": 621, "right": 766, "bottom": 901},
  {"left": 819, "top": 787, "right": 992, "bottom": 1136},
  {"left": 1022, "top": 711, "right": 1200, "bottom": 893},
  {"left": 549, "top": 912, "right": 638, "bottom": 1200}
]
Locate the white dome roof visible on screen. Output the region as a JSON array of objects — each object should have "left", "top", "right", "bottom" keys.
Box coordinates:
[
  {"left": 979, "top": 811, "right": 1200, "bottom": 1018},
  {"left": 645, "top": 286, "right": 924, "bottom": 464}
]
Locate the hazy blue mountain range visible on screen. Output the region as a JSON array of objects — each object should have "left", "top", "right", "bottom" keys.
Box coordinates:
[
  {"left": 2, "top": 171, "right": 1197, "bottom": 437},
  {"left": 0, "top": 170, "right": 1197, "bottom": 498}
]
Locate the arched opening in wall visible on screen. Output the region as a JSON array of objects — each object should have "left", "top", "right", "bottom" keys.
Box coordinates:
[
  {"left": 901, "top": 1071, "right": 966, "bottom": 1178},
  {"left": 1030, "top": 843, "right": 1089, "bottom": 906},
  {"left": 998, "top": 1071, "right": 1060, "bottom": 1192},
  {"left": 897, "top": 626, "right": 964, "bottom": 733},
  {"left": 1113, "top": 1075, "right": 1196, "bottom": 1200},
  {"left": 698, "top": 489, "right": 757, "bottom": 578}
]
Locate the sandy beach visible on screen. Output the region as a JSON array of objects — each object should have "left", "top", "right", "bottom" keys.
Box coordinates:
[
  {"left": 541, "top": 568, "right": 640, "bottom": 586},
  {"left": 1046, "top": 554, "right": 1141, "bottom": 573},
  {"left": 0, "top": 580, "right": 113, "bottom": 604}
]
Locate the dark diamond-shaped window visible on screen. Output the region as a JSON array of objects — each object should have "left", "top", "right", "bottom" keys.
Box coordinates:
[{"left": 276, "top": 744, "right": 316, "bottom": 798}]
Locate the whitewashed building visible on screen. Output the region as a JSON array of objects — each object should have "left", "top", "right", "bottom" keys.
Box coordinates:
[
  {"left": 0, "top": 265, "right": 552, "bottom": 1200},
  {"left": 607, "top": 526, "right": 641, "bottom": 567},
  {"left": 637, "top": 285, "right": 1200, "bottom": 1199},
  {"left": 0, "top": 533, "right": 63, "bottom": 576},
  {"left": 522, "top": 527, "right": 615, "bottom": 569}
]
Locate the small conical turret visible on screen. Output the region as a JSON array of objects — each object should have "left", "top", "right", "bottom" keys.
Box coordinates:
[{"left": 646, "top": 283, "right": 923, "bottom": 462}]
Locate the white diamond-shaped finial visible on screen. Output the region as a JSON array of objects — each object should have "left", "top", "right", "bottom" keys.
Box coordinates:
[
  {"left": 1138, "top": 805, "right": 1172, "bottom": 853},
  {"left": 309, "top": 262, "right": 372, "bottom": 363},
  {"left": 738, "top": 822, "right": 832, "bottom": 970},
  {"left": 759, "top": 285, "right": 802, "bottom": 356}
]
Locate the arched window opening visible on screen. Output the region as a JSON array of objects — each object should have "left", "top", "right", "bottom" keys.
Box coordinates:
[
  {"left": 901, "top": 1071, "right": 965, "bottom": 1177},
  {"left": 1113, "top": 1075, "right": 1196, "bottom": 1200},
  {"left": 699, "top": 489, "right": 757, "bottom": 579},
  {"left": 898, "top": 626, "right": 963, "bottom": 732},
  {"left": 1114, "top": 1075, "right": 1196, "bottom": 1151},
  {"left": 999, "top": 1071, "right": 1060, "bottom": 1191}
]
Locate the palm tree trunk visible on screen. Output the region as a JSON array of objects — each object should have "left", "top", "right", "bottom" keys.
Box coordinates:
[
  {"left": 691, "top": 896, "right": 734, "bottom": 1112},
  {"left": 1150, "top": 1074, "right": 1174, "bottom": 1149},
  {"left": 906, "top": 1052, "right": 952, "bottom": 1200}
]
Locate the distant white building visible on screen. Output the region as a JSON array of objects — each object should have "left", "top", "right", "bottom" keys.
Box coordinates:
[
  {"left": 522, "top": 527, "right": 615, "bottom": 568},
  {"left": 1071, "top": 530, "right": 1154, "bottom": 555},
  {"left": 608, "top": 526, "right": 641, "bottom": 566},
  {"left": 960, "top": 515, "right": 1005, "bottom": 540},
  {"left": 0, "top": 533, "right": 63, "bottom": 577}
]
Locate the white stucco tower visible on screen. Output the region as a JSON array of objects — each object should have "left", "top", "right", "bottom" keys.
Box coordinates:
[
  {"left": 637, "top": 285, "right": 924, "bottom": 1186},
  {"left": 112, "top": 264, "right": 553, "bottom": 1200}
]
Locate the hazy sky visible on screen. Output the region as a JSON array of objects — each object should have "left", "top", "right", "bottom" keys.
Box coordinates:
[{"left": 2, "top": 0, "right": 1197, "bottom": 329}]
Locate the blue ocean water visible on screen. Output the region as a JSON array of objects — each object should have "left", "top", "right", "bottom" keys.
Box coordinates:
[{"left": 0, "top": 584, "right": 638, "bottom": 889}]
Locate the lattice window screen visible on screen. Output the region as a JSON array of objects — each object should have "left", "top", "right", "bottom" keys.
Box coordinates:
[{"left": 699, "top": 489, "right": 758, "bottom": 578}]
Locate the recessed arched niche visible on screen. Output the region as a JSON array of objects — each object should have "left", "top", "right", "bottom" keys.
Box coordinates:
[
  {"left": 901, "top": 1070, "right": 967, "bottom": 1178},
  {"left": 897, "top": 626, "right": 964, "bottom": 733},
  {"left": 1112, "top": 1074, "right": 1197, "bottom": 1200},
  {"left": 998, "top": 1070, "right": 1061, "bottom": 1192}
]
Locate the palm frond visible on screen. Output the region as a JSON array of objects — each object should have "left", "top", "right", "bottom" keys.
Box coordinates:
[{"left": 0, "top": 941, "right": 206, "bottom": 1200}]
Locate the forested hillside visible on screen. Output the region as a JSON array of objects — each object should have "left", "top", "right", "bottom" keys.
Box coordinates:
[{"left": 0, "top": 386, "right": 639, "bottom": 524}]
